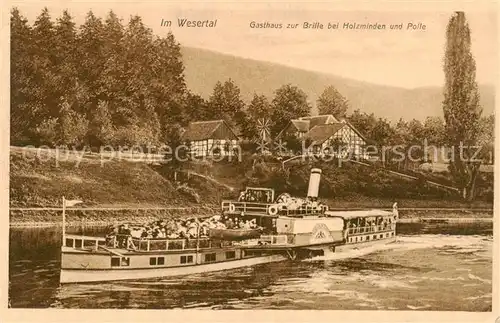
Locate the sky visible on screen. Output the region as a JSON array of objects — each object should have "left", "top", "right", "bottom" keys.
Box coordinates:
[{"left": 10, "top": 1, "right": 498, "bottom": 89}]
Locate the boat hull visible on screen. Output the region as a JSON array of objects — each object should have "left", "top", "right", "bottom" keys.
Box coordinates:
[
  {"left": 60, "top": 254, "right": 287, "bottom": 284},
  {"left": 336, "top": 236, "right": 397, "bottom": 252}
]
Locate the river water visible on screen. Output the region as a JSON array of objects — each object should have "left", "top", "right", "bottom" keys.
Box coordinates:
[{"left": 8, "top": 225, "right": 492, "bottom": 310}]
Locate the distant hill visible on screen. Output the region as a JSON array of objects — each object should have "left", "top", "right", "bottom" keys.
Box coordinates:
[{"left": 181, "top": 47, "right": 495, "bottom": 121}]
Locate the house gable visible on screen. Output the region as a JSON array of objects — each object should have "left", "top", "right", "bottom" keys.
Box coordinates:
[{"left": 182, "top": 120, "right": 239, "bottom": 142}]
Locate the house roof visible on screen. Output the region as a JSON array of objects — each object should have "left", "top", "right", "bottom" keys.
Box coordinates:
[
  {"left": 181, "top": 120, "right": 238, "bottom": 141},
  {"left": 291, "top": 120, "right": 310, "bottom": 132},
  {"left": 299, "top": 115, "right": 338, "bottom": 129},
  {"left": 302, "top": 123, "right": 345, "bottom": 144}
]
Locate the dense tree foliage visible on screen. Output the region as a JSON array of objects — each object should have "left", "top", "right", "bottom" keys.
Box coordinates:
[
  {"left": 11, "top": 8, "right": 186, "bottom": 148},
  {"left": 270, "top": 84, "right": 312, "bottom": 136},
  {"left": 207, "top": 79, "right": 246, "bottom": 131}
]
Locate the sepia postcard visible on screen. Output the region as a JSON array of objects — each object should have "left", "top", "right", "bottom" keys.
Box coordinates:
[{"left": 1, "top": 0, "right": 498, "bottom": 322}]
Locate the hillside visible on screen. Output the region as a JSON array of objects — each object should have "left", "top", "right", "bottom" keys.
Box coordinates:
[{"left": 182, "top": 47, "right": 495, "bottom": 121}]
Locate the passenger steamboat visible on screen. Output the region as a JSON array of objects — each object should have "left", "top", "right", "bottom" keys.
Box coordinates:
[{"left": 60, "top": 168, "right": 398, "bottom": 283}]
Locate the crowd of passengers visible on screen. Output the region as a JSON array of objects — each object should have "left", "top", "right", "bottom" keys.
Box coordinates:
[{"left": 106, "top": 214, "right": 262, "bottom": 244}]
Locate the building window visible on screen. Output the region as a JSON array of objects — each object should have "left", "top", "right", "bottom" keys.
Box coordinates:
[
  {"left": 205, "top": 253, "right": 216, "bottom": 262},
  {"left": 226, "top": 251, "right": 236, "bottom": 259},
  {"left": 180, "top": 255, "right": 194, "bottom": 264}
]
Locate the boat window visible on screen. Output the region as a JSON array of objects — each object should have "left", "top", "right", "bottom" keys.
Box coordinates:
[
  {"left": 386, "top": 233, "right": 389, "bottom": 238},
  {"left": 84, "top": 240, "right": 96, "bottom": 248},
  {"left": 168, "top": 241, "right": 184, "bottom": 250},
  {"left": 65, "top": 239, "right": 74, "bottom": 248},
  {"left": 205, "top": 253, "right": 216, "bottom": 262},
  {"left": 121, "top": 257, "right": 130, "bottom": 266},
  {"left": 366, "top": 236, "right": 370, "bottom": 241},
  {"left": 75, "top": 239, "right": 82, "bottom": 248},
  {"left": 226, "top": 251, "right": 236, "bottom": 259},
  {"left": 373, "top": 235, "right": 377, "bottom": 239},
  {"left": 149, "top": 257, "right": 164, "bottom": 266},
  {"left": 180, "top": 255, "right": 194, "bottom": 264},
  {"left": 380, "top": 234, "right": 383, "bottom": 239},
  {"left": 355, "top": 237, "right": 358, "bottom": 242},
  {"left": 150, "top": 241, "right": 167, "bottom": 251},
  {"left": 111, "top": 257, "right": 121, "bottom": 267},
  {"left": 111, "top": 256, "right": 129, "bottom": 267}
]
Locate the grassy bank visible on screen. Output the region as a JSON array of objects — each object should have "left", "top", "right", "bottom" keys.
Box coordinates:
[{"left": 10, "top": 149, "right": 493, "bottom": 225}]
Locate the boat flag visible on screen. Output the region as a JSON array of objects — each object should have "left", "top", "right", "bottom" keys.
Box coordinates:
[{"left": 65, "top": 199, "right": 83, "bottom": 207}]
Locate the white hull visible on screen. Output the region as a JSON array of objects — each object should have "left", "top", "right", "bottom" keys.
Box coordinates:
[
  {"left": 60, "top": 254, "right": 287, "bottom": 284},
  {"left": 336, "top": 236, "right": 397, "bottom": 252}
]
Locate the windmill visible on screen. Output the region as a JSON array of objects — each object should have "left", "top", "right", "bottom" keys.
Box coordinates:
[{"left": 256, "top": 118, "right": 271, "bottom": 154}]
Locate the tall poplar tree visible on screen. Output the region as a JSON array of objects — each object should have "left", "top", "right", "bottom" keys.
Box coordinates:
[{"left": 442, "top": 11, "right": 482, "bottom": 200}]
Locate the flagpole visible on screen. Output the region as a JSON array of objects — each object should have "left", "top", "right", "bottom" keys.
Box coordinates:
[{"left": 62, "top": 196, "right": 66, "bottom": 247}]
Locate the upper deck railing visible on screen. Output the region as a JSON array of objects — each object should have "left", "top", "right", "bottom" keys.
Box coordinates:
[
  {"left": 221, "top": 201, "right": 325, "bottom": 217},
  {"left": 64, "top": 234, "right": 235, "bottom": 252}
]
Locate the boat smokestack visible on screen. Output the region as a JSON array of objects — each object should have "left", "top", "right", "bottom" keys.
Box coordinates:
[{"left": 307, "top": 168, "right": 322, "bottom": 200}]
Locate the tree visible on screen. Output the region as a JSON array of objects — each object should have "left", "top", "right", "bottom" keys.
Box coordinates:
[
  {"left": 100, "top": 10, "right": 127, "bottom": 126},
  {"left": 182, "top": 91, "right": 210, "bottom": 124},
  {"left": 54, "top": 10, "right": 78, "bottom": 100},
  {"left": 31, "top": 8, "right": 60, "bottom": 120},
  {"left": 241, "top": 94, "right": 272, "bottom": 141},
  {"left": 476, "top": 114, "right": 494, "bottom": 164},
  {"left": 422, "top": 116, "right": 445, "bottom": 146},
  {"left": 87, "top": 100, "right": 114, "bottom": 147},
  {"left": 10, "top": 8, "right": 36, "bottom": 144},
  {"left": 347, "top": 109, "right": 377, "bottom": 137},
  {"left": 317, "top": 85, "right": 349, "bottom": 118},
  {"left": 442, "top": 11, "right": 483, "bottom": 200},
  {"left": 208, "top": 79, "right": 245, "bottom": 129},
  {"left": 370, "top": 118, "right": 395, "bottom": 166},
  {"left": 150, "top": 32, "right": 186, "bottom": 129},
  {"left": 77, "top": 11, "right": 105, "bottom": 116},
  {"left": 270, "top": 84, "right": 311, "bottom": 136},
  {"left": 57, "top": 99, "right": 89, "bottom": 148}
]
